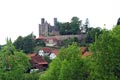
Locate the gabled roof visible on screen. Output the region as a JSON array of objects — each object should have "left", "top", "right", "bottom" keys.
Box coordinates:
[
  {"left": 82, "top": 51, "right": 91, "bottom": 57},
  {"left": 80, "top": 47, "right": 92, "bottom": 58},
  {"left": 42, "top": 47, "right": 52, "bottom": 53},
  {"left": 81, "top": 47, "right": 87, "bottom": 54},
  {"left": 51, "top": 49, "right": 59, "bottom": 55},
  {"left": 31, "top": 55, "right": 48, "bottom": 65},
  {"left": 35, "top": 36, "right": 45, "bottom": 40}
]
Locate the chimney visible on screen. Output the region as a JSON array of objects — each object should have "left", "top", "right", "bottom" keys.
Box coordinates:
[{"left": 41, "top": 18, "right": 45, "bottom": 24}]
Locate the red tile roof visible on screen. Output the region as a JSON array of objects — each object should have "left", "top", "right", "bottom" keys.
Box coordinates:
[
  {"left": 51, "top": 49, "right": 59, "bottom": 55},
  {"left": 31, "top": 55, "right": 48, "bottom": 64},
  {"left": 30, "top": 55, "right": 48, "bottom": 69},
  {"left": 36, "top": 36, "right": 45, "bottom": 40},
  {"left": 81, "top": 47, "right": 87, "bottom": 54},
  {"left": 42, "top": 47, "right": 52, "bottom": 53},
  {"left": 82, "top": 51, "right": 92, "bottom": 57}
]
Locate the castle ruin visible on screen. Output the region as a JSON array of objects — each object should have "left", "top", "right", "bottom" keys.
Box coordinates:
[{"left": 39, "top": 18, "right": 59, "bottom": 37}]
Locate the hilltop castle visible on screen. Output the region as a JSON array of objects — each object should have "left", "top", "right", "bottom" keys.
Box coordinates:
[
  {"left": 39, "top": 18, "right": 59, "bottom": 36},
  {"left": 37, "top": 18, "right": 87, "bottom": 47}
]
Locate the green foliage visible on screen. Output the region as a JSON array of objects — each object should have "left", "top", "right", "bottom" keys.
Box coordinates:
[
  {"left": 40, "top": 58, "right": 61, "bottom": 80},
  {"left": 60, "top": 37, "right": 79, "bottom": 47},
  {"left": 43, "top": 55, "right": 51, "bottom": 63},
  {"left": 40, "top": 43, "right": 89, "bottom": 80},
  {"left": 14, "top": 33, "right": 35, "bottom": 53},
  {"left": 0, "top": 39, "right": 30, "bottom": 80},
  {"left": 70, "top": 17, "right": 81, "bottom": 34},
  {"left": 89, "top": 25, "right": 120, "bottom": 80},
  {"left": 0, "top": 45, "right": 1, "bottom": 51},
  {"left": 57, "top": 17, "right": 81, "bottom": 35},
  {"left": 22, "top": 33, "right": 35, "bottom": 53},
  {"left": 35, "top": 39, "right": 45, "bottom": 47},
  {"left": 58, "top": 22, "right": 71, "bottom": 35},
  {"left": 24, "top": 73, "right": 39, "bottom": 80},
  {"left": 80, "top": 18, "right": 89, "bottom": 33},
  {"left": 13, "top": 36, "right": 23, "bottom": 50},
  {"left": 86, "top": 27, "right": 103, "bottom": 43}
]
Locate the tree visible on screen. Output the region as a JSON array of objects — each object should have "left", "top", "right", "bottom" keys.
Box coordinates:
[
  {"left": 43, "top": 55, "right": 51, "bottom": 63},
  {"left": 35, "top": 39, "right": 45, "bottom": 47},
  {"left": 60, "top": 37, "right": 79, "bottom": 47},
  {"left": 57, "top": 22, "right": 64, "bottom": 35},
  {"left": 0, "top": 39, "right": 30, "bottom": 80},
  {"left": 58, "top": 22, "right": 72, "bottom": 35},
  {"left": 22, "top": 33, "right": 35, "bottom": 53},
  {"left": 117, "top": 18, "right": 120, "bottom": 25},
  {"left": 57, "top": 17, "right": 82, "bottom": 35},
  {"left": 13, "top": 33, "right": 35, "bottom": 54},
  {"left": 89, "top": 26, "right": 120, "bottom": 80},
  {"left": 40, "top": 43, "right": 89, "bottom": 80},
  {"left": 0, "top": 45, "right": 1, "bottom": 51},
  {"left": 84, "top": 18, "right": 89, "bottom": 33},
  {"left": 58, "top": 43, "right": 89, "bottom": 80},
  {"left": 85, "top": 27, "right": 103, "bottom": 43},
  {"left": 40, "top": 58, "right": 61, "bottom": 80},
  {"left": 13, "top": 36, "right": 23, "bottom": 50},
  {"left": 70, "top": 16, "right": 82, "bottom": 34}
]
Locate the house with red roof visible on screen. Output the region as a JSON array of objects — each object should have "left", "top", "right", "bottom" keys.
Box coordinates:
[
  {"left": 82, "top": 51, "right": 92, "bottom": 57},
  {"left": 50, "top": 49, "right": 59, "bottom": 59},
  {"left": 35, "top": 36, "right": 45, "bottom": 40},
  {"left": 80, "top": 47, "right": 92, "bottom": 57},
  {"left": 45, "top": 37, "right": 58, "bottom": 47},
  {"left": 27, "top": 53, "right": 48, "bottom": 72},
  {"left": 30, "top": 55, "right": 48, "bottom": 69},
  {"left": 81, "top": 47, "right": 88, "bottom": 54},
  {"left": 39, "top": 47, "right": 52, "bottom": 56},
  {"left": 35, "top": 36, "right": 59, "bottom": 47}
]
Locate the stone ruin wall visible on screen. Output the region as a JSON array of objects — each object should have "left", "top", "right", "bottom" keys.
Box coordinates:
[{"left": 44, "top": 34, "right": 87, "bottom": 41}]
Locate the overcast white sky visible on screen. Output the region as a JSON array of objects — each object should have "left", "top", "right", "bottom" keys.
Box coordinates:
[{"left": 0, "top": 0, "right": 119, "bottom": 45}]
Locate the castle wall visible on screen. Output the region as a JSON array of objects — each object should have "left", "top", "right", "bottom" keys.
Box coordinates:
[{"left": 44, "top": 34, "right": 86, "bottom": 41}]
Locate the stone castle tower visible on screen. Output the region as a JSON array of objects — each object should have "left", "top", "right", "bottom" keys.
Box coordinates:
[
  {"left": 39, "top": 18, "right": 59, "bottom": 37},
  {"left": 54, "top": 18, "right": 58, "bottom": 31}
]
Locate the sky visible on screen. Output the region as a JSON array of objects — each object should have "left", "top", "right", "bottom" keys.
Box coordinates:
[{"left": 0, "top": 0, "right": 119, "bottom": 45}]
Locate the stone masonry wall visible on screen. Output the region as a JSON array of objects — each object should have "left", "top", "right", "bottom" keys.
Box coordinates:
[{"left": 44, "top": 34, "right": 86, "bottom": 41}]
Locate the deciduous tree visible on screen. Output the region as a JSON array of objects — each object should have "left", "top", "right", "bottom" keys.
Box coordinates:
[
  {"left": 0, "top": 39, "right": 30, "bottom": 80},
  {"left": 89, "top": 26, "right": 120, "bottom": 80},
  {"left": 40, "top": 43, "right": 89, "bottom": 80}
]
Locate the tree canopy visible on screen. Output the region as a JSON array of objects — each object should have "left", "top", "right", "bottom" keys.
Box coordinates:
[
  {"left": 89, "top": 25, "right": 120, "bottom": 80},
  {"left": 57, "top": 16, "right": 82, "bottom": 35},
  {"left": 14, "top": 33, "right": 35, "bottom": 53},
  {"left": 0, "top": 39, "right": 30, "bottom": 80},
  {"left": 85, "top": 27, "right": 103, "bottom": 43},
  {"left": 40, "top": 43, "right": 89, "bottom": 80}
]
